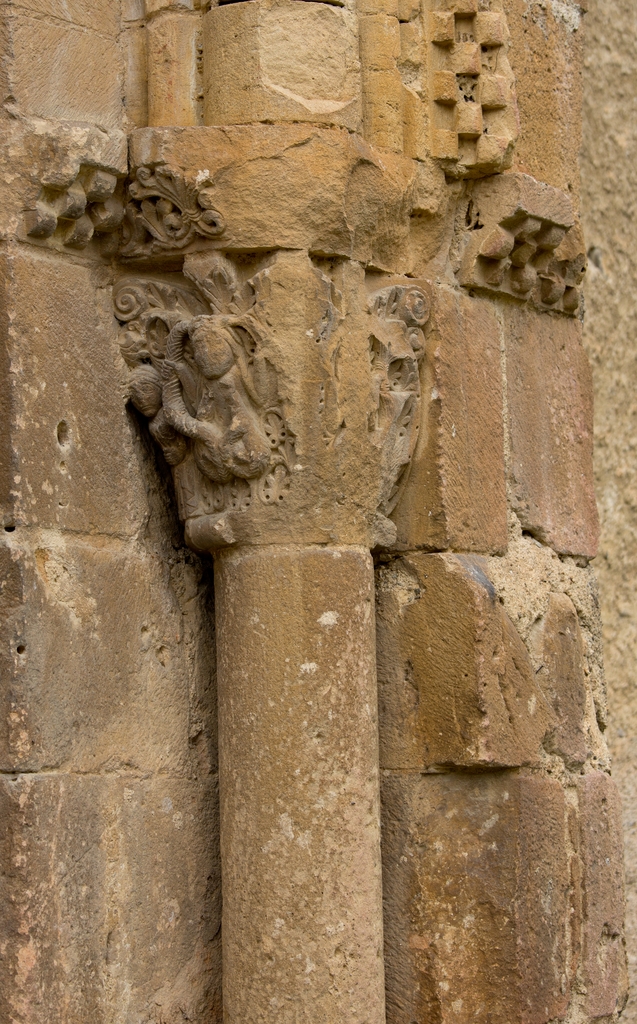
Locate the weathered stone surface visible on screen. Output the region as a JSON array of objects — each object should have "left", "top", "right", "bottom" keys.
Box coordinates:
[
  {"left": 581, "top": 2, "right": 637, "bottom": 1013},
  {"left": 203, "top": 0, "right": 362, "bottom": 132},
  {"left": 0, "top": 2, "right": 620, "bottom": 1023},
  {"left": 0, "top": 12, "right": 123, "bottom": 126},
  {"left": 382, "top": 772, "right": 570, "bottom": 1024},
  {"left": 215, "top": 545, "right": 385, "bottom": 1024},
  {"left": 147, "top": 9, "right": 200, "bottom": 127},
  {"left": 506, "top": 0, "right": 583, "bottom": 197},
  {"left": 392, "top": 285, "right": 508, "bottom": 553},
  {"left": 530, "top": 592, "right": 590, "bottom": 765},
  {"left": 0, "top": 247, "right": 147, "bottom": 535},
  {"left": 577, "top": 772, "right": 628, "bottom": 1019},
  {"left": 483, "top": 531, "right": 609, "bottom": 767},
  {"left": 0, "top": 773, "right": 221, "bottom": 1024},
  {"left": 128, "top": 124, "right": 446, "bottom": 270},
  {"left": 504, "top": 305, "right": 599, "bottom": 558},
  {"left": 0, "top": 534, "right": 216, "bottom": 776},
  {"left": 376, "top": 553, "right": 553, "bottom": 769}
]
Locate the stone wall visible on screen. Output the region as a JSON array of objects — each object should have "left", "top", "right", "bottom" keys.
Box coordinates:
[
  {"left": 582, "top": 0, "right": 637, "bottom": 1019},
  {"left": 0, "top": 4, "right": 221, "bottom": 1020},
  {"left": 0, "top": 1, "right": 628, "bottom": 1022}
]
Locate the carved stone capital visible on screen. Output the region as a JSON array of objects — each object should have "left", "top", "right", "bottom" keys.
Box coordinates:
[
  {"left": 123, "top": 126, "right": 447, "bottom": 272},
  {"left": 115, "top": 251, "right": 430, "bottom": 551}
]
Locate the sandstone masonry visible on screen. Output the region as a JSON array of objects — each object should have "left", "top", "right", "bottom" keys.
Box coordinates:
[{"left": 0, "top": 1, "right": 626, "bottom": 1023}]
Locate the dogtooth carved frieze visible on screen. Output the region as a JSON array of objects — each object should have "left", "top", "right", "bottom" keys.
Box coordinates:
[{"left": 25, "top": 165, "right": 125, "bottom": 249}]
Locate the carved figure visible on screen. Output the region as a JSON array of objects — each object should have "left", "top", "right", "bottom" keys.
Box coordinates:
[
  {"left": 115, "top": 255, "right": 294, "bottom": 530},
  {"left": 368, "top": 284, "right": 429, "bottom": 516}
]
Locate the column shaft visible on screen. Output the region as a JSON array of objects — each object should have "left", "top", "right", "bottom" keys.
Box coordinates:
[{"left": 215, "top": 545, "right": 385, "bottom": 1024}]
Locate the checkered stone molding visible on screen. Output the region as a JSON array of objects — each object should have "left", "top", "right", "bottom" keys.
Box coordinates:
[{"left": 424, "top": 0, "right": 519, "bottom": 178}]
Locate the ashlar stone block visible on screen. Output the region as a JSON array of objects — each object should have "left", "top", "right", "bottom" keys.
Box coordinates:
[
  {"left": 0, "top": 536, "right": 217, "bottom": 777},
  {"left": 531, "top": 592, "right": 590, "bottom": 766},
  {"left": 147, "top": 9, "right": 201, "bottom": 126},
  {"left": 504, "top": 305, "right": 599, "bottom": 558},
  {"left": 506, "top": 0, "right": 583, "bottom": 196},
  {"left": 11, "top": 0, "right": 121, "bottom": 34},
  {"left": 577, "top": 772, "right": 628, "bottom": 1019},
  {"left": 359, "top": 13, "right": 404, "bottom": 152},
  {"left": 1, "top": 12, "right": 123, "bottom": 126},
  {"left": 376, "top": 553, "right": 553, "bottom": 769},
  {"left": 203, "top": 0, "right": 362, "bottom": 132},
  {"left": 392, "top": 285, "right": 508, "bottom": 553},
  {"left": 382, "top": 772, "right": 571, "bottom": 1024},
  {"left": 0, "top": 774, "right": 221, "bottom": 1024},
  {"left": 0, "top": 246, "right": 148, "bottom": 536}
]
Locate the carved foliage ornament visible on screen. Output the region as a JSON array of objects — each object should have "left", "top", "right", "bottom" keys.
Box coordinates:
[
  {"left": 115, "top": 255, "right": 294, "bottom": 531},
  {"left": 120, "top": 166, "right": 225, "bottom": 259}
]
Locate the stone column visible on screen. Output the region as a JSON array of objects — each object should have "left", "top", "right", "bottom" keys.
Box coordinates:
[
  {"left": 108, "top": 2, "right": 625, "bottom": 1024},
  {"left": 216, "top": 545, "right": 382, "bottom": 1020},
  {"left": 114, "top": 150, "right": 435, "bottom": 1016}
]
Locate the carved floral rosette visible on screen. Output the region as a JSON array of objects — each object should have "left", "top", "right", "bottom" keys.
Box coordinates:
[{"left": 115, "top": 254, "right": 295, "bottom": 543}]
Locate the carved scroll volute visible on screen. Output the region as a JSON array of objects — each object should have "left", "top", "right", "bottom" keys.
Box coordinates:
[
  {"left": 115, "top": 251, "right": 430, "bottom": 552},
  {"left": 120, "top": 166, "right": 225, "bottom": 260}
]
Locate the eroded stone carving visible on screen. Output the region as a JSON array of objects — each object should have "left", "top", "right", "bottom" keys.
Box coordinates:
[
  {"left": 456, "top": 172, "right": 586, "bottom": 314},
  {"left": 25, "top": 165, "right": 125, "bottom": 249},
  {"left": 368, "top": 284, "right": 429, "bottom": 517},
  {"left": 120, "top": 166, "right": 225, "bottom": 259},
  {"left": 116, "top": 251, "right": 430, "bottom": 549},
  {"left": 115, "top": 254, "right": 294, "bottom": 538},
  {"left": 424, "top": 0, "right": 519, "bottom": 178}
]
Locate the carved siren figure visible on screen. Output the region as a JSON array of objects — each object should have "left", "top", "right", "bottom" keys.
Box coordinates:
[{"left": 115, "top": 253, "right": 295, "bottom": 538}]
